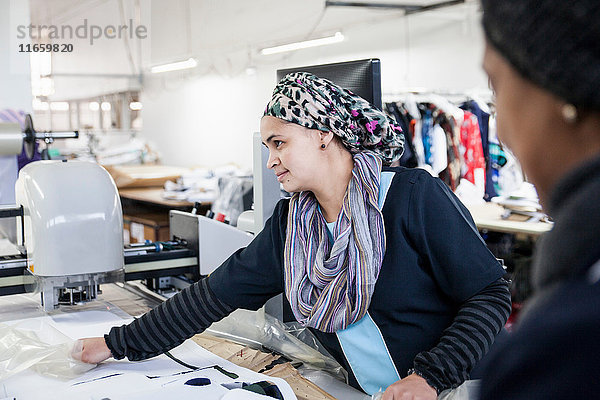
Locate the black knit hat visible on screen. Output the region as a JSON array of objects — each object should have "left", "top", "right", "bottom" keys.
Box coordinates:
[{"left": 481, "top": 0, "right": 600, "bottom": 110}]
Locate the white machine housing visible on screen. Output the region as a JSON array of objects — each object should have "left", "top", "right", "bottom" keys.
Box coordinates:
[
  {"left": 15, "top": 160, "right": 124, "bottom": 276},
  {"left": 170, "top": 210, "right": 253, "bottom": 275},
  {"left": 14, "top": 160, "right": 124, "bottom": 310}
]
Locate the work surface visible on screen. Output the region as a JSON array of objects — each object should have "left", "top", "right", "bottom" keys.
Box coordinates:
[
  {"left": 466, "top": 202, "right": 552, "bottom": 237},
  {"left": 119, "top": 187, "right": 195, "bottom": 208},
  {"left": 0, "top": 294, "right": 296, "bottom": 400},
  {"left": 0, "top": 284, "right": 367, "bottom": 400},
  {"left": 0, "top": 240, "right": 364, "bottom": 399}
]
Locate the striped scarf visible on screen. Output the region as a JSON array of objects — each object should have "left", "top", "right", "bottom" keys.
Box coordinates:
[{"left": 284, "top": 151, "right": 386, "bottom": 333}]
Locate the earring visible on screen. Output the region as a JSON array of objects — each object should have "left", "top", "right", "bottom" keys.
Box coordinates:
[
  {"left": 561, "top": 104, "right": 578, "bottom": 124},
  {"left": 321, "top": 144, "right": 326, "bottom": 149}
]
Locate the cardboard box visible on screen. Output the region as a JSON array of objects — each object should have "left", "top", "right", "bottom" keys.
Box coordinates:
[
  {"left": 123, "top": 213, "right": 170, "bottom": 244},
  {"left": 105, "top": 164, "right": 189, "bottom": 189}
]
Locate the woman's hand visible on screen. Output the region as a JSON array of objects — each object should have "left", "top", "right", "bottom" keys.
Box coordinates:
[
  {"left": 71, "top": 337, "right": 113, "bottom": 364},
  {"left": 381, "top": 373, "right": 437, "bottom": 400}
]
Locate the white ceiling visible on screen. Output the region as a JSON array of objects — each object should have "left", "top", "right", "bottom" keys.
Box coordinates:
[
  {"left": 28, "top": 0, "right": 480, "bottom": 100},
  {"left": 29, "top": 0, "right": 477, "bottom": 60}
]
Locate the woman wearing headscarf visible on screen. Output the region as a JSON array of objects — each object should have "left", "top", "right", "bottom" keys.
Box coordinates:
[
  {"left": 78, "top": 73, "right": 511, "bottom": 399},
  {"left": 479, "top": 1, "right": 600, "bottom": 399}
]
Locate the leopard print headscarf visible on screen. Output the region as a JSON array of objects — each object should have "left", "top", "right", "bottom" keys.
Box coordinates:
[{"left": 264, "top": 72, "right": 404, "bottom": 165}]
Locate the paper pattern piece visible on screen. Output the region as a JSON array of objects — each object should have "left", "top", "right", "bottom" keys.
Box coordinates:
[{"left": 0, "top": 310, "right": 296, "bottom": 400}]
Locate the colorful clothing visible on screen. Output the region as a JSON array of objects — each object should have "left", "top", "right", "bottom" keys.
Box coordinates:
[
  {"left": 421, "top": 108, "right": 434, "bottom": 166},
  {"left": 384, "top": 102, "right": 418, "bottom": 168},
  {"left": 437, "top": 113, "right": 462, "bottom": 191},
  {"left": 461, "top": 101, "right": 494, "bottom": 200},
  {"left": 460, "top": 111, "right": 486, "bottom": 190}
]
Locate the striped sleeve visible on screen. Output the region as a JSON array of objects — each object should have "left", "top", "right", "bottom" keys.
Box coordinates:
[
  {"left": 412, "top": 277, "right": 512, "bottom": 393},
  {"left": 104, "top": 278, "right": 234, "bottom": 361}
]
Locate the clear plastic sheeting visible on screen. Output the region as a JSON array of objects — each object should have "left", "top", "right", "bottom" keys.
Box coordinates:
[
  {"left": 0, "top": 321, "right": 95, "bottom": 380},
  {"left": 438, "top": 380, "right": 480, "bottom": 400},
  {"left": 206, "top": 309, "right": 480, "bottom": 399},
  {"left": 369, "top": 380, "right": 479, "bottom": 400},
  {"left": 0, "top": 292, "right": 132, "bottom": 381},
  {"left": 0, "top": 292, "right": 132, "bottom": 324},
  {"left": 211, "top": 176, "right": 253, "bottom": 226},
  {"left": 0, "top": 292, "right": 47, "bottom": 323},
  {"left": 298, "top": 367, "right": 370, "bottom": 400},
  {"left": 206, "top": 308, "right": 346, "bottom": 381}
]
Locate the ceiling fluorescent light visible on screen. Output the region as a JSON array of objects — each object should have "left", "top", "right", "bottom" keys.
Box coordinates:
[
  {"left": 50, "top": 102, "right": 69, "bottom": 111},
  {"left": 32, "top": 99, "right": 49, "bottom": 111},
  {"left": 129, "top": 102, "right": 143, "bottom": 111},
  {"left": 260, "top": 32, "right": 344, "bottom": 55},
  {"left": 151, "top": 58, "right": 198, "bottom": 73}
]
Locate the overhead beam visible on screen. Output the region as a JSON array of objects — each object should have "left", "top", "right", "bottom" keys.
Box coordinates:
[{"left": 325, "top": 0, "right": 465, "bottom": 15}]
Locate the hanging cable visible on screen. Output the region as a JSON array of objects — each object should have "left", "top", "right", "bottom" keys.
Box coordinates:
[{"left": 118, "top": 0, "right": 138, "bottom": 75}]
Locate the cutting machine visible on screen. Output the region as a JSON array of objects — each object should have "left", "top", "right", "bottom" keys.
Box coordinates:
[
  {"left": 0, "top": 159, "right": 253, "bottom": 310},
  {"left": 0, "top": 117, "right": 253, "bottom": 311}
]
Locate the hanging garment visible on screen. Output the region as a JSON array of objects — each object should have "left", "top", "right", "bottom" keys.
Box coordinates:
[
  {"left": 421, "top": 107, "right": 434, "bottom": 167},
  {"left": 385, "top": 102, "right": 418, "bottom": 168},
  {"left": 460, "top": 111, "right": 486, "bottom": 196},
  {"left": 430, "top": 124, "right": 448, "bottom": 176},
  {"left": 487, "top": 114, "right": 523, "bottom": 195},
  {"left": 436, "top": 112, "right": 461, "bottom": 191},
  {"left": 411, "top": 118, "right": 426, "bottom": 167},
  {"left": 462, "top": 100, "right": 495, "bottom": 200}
]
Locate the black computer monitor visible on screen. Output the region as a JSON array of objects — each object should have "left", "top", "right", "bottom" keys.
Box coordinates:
[{"left": 276, "top": 58, "right": 382, "bottom": 110}]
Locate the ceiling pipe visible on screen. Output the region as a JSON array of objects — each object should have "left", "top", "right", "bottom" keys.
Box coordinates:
[{"left": 325, "top": 0, "right": 465, "bottom": 15}]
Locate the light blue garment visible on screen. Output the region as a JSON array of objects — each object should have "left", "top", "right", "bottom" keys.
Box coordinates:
[
  {"left": 325, "top": 221, "right": 335, "bottom": 243},
  {"left": 378, "top": 171, "right": 395, "bottom": 208},
  {"left": 324, "top": 171, "right": 400, "bottom": 395},
  {"left": 337, "top": 312, "right": 400, "bottom": 394}
]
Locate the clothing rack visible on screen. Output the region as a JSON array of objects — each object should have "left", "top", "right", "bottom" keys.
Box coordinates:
[
  {"left": 382, "top": 89, "right": 522, "bottom": 203},
  {"left": 383, "top": 88, "right": 493, "bottom": 105}
]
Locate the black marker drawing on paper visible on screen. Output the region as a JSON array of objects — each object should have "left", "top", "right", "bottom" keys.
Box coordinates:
[{"left": 72, "top": 373, "right": 123, "bottom": 386}]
